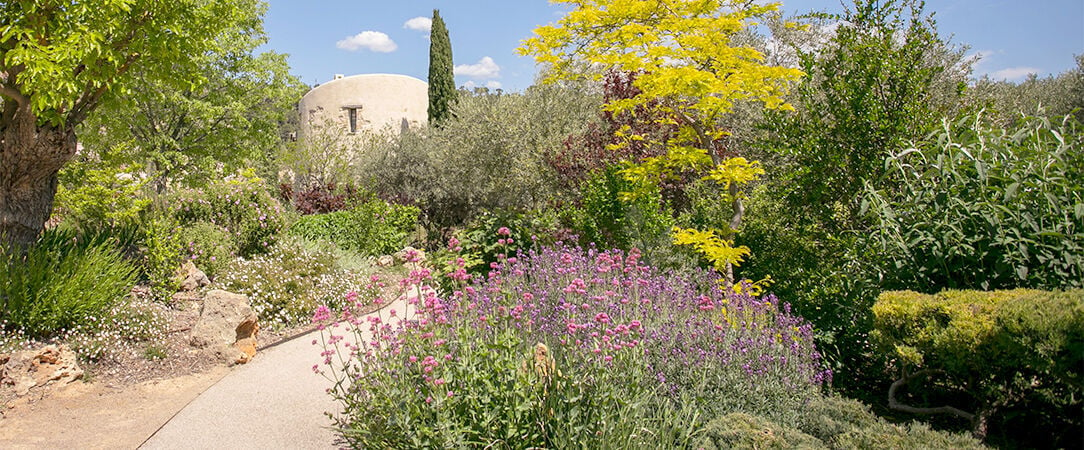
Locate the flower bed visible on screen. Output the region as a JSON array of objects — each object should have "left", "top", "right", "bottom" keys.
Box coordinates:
[{"left": 316, "top": 241, "right": 829, "bottom": 447}]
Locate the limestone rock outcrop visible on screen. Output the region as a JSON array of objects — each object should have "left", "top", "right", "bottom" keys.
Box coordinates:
[
  {"left": 190, "top": 290, "right": 259, "bottom": 365},
  {"left": 177, "top": 261, "right": 211, "bottom": 292},
  {"left": 1, "top": 344, "right": 83, "bottom": 396}
]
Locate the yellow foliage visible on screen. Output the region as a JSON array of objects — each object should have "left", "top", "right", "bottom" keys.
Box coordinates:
[
  {"left": 672, "top": 226, "right": 751, "bottom": 272},
  {"left": 705, "top": 157, "right": 766, "bottom": 190},
  {"left": 521, "top": 0, "right": 800, "bottom": 281},
  {"left": 519, "top": 0, "right": 802, "bottom": 130}
]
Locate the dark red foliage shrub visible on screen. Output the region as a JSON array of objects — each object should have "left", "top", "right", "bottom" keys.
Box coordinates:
[
  {"left": 553, "top": 70, "right": 706, "bottom": 211},
  {"left": 549, "top": 71, "right": 676, "bottom": 188},
  {"left": 279, "top": 182, "right": 368, "bottom": 215}
]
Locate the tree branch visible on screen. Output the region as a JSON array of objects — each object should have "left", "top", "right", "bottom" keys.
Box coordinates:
[
  {"left": 888, "top": 369, "right": 976, "bottom": 422},
  {"left": 68, "top": 10, "right": 154, "bottom": 125},
  {"left": 0, "top": 83, "right": 28, "bottom": 108}
]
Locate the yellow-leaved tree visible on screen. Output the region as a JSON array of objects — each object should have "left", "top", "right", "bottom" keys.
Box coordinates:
[{"left": 519, "top": 0, "right": 802, "bottom": 285}]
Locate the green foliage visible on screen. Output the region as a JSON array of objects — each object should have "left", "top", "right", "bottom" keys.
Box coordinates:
[
  {"left": 862, "top": 113, "right": 1083, "bottom": 291},
  {"left": 693, "top": 396, "right": 985, "bottom": 450},
  {"left": 357, "top": 84, "right": 599, "bottom": 228},
  {"left": 287, "top": 198, "right": 419, "bottom": 257},
  {"left": 428, "top": 209, "right": 567, "bottom": 294},
  {"left": 166, "top": 175, "right": 288, "bottom": 256},
  {"left": 142, "top": 214, "right": 184, "bottom": 301},
  {"left": 765, "top": 0, "right": 969, "bottom": 229},
  {"left": 76, "top": 0, "right": 305, "bottom": 190},
  {"left": 964, "top": 55, "right": 1084, "bottom": 126},
  {"left": 55, "top": 157, "right": 150, "bottom": 231},
  {"left": 736, "top": 186, "right": 883, "bottom": 394},
  {"left": 798, "top": 395, "right": 985, "bottom": 449},
  {"left": 427, "top": 9, "right": 456, "bottom": 126},
  {"left": 569, "top": 166, "right": 674, "bottom": 252},
  {"left": 0, "top": 230, "right": 136, "bottom": 339},
  {"left": 0, "top": 0, "right": 258, "bottom": 126},
  {"left": 692, "top": 413, "right": 826, "bottom": 450},
  {"left": 872, "top": 289, "right": 1084, "bottom": 443},
  {"left": 217, "top": 237, "right": 374, "bottom": 327},
  {"left": 177, "top": 222, "right": 234, "bottom": 279},
  {"left": 284, "top": 108, "right": 365, "bottom": 190},
  {"left": 332, "top": 324, "right": 681, "bottom": 448}
]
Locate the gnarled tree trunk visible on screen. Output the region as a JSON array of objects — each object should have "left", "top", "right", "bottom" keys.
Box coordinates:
[{"left": 0, "top": 103, "right": 78, "bottom": 248}]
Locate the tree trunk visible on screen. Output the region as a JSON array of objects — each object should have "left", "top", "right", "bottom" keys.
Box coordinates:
[{"left": 0, "top": 104, "right": 78, "bottom": 248}]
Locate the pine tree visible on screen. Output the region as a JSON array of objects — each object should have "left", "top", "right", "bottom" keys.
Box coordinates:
[{"left": 427, "top": 9, "right": 456, "bottom": 126}]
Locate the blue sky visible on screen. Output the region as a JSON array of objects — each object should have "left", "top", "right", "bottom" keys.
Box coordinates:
[{"left": 262, "top": 0, "right": 1083, "bottom": 91}]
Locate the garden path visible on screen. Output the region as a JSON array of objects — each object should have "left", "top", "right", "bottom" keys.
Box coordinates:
[{"left": 139, "top": 293, "right": 418, "bottom": 450}]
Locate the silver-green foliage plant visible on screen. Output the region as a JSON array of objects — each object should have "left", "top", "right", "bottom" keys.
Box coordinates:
[
  {"left": 862, "top": 112, "right": 1083, "bottom": 291},
  {"left": 357, "top": 84, "right": 600, "bottom": 227}
]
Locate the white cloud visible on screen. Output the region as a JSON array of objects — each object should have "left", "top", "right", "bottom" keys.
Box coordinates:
[
  {"left": 336, "top": 31, "right": 397, "bottom": 53},
  {"left": 454, "top": 56, "right": 501, "bottom": 79},
  {"left": 462, "top": 80, "right": 477, "bottom": 90},
  {"left": 485, "top": 81, "right": 502, "bottom": 90},
  {"left": 989, "top": 66, "right": 1041, "bottom": 82},
  {"left": 404, "top": 17, "right": 432, "bottom": 32}
]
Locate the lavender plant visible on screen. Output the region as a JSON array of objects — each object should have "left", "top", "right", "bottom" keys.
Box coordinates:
[{"left": 316, "top": 239, "right": 829, "bottom": 447}]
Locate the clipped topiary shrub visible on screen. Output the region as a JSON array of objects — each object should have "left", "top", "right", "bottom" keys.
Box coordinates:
[
  {"left": 287, "top": 198, "right": 419, "bottom": 257},
  {"left": 871, "top": 289, "right": 1083, "bottom": 445},
  {"left": 692, "top": 413, "right": 826, "bottom": 450}
]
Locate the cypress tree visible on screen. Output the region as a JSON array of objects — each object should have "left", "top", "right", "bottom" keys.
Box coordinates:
[{"left": 427, "top": 9, "right": 456, "bottom": 126}]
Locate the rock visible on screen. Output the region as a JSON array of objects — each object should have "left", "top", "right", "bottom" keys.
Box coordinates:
[
  {"left": 129, "top": 285, "right": 152, "bottom": 301},
  {"left": 375, "top": 255, "right": 395, "bottom": 267},
  {"left": 171, "top": 291, "right": 202, "bottom": 304},
  {"left": 1, "top": 344, "right": 83, "bottom": 396},
  {"left": 176, "top": 261, "right": 210, "bottom": 292},
  {"left": 394, "top": 246, "right": 426, "bottom": 264},
  {"left": 190, "top": 290, "right": 260, "bottom": 365},
  {"left": 232, "top": 314, "right": 259, "bottom": 365}
]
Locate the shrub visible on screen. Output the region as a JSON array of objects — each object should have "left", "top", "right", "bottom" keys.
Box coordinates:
[
  {"left": 735, "top": 186, "right": 885, "bottom": 398},
  {"left": 692, "top": 413, "right": 825, "bottom": 450},
  {"left": 166, "top": 175, "right": 288, "bottom": 256},
  {"left": 278, "top": 182, "right": 368, "bottom": 215},
  {"left": 177, "top": 222, "right": 234, "bottom": 279},
  {"left": 287, "top": 198, "right": 419, "bottom": 257},
  {"left": 355, "top": 84, "right": 599, "bottom": 228},
  {"left": 798, "top": 395, "right": 984, "bottom": 449},
  {"left": 0, "top": 230, "right": 137, "bottom": 339},
  {"left": 217, "top": 238, "right": 374, "bottom": 327},
  {"left": 55, "top": 158, "right": 151, "bottom": 232},
  {"left": 692, "top": 396, "right": 985, "bottom": 450},
  {"left": 63, "top": 297, "right": 169, "bottom": 363},
  {"left": 568, "top": 165, "right": 674, "bottom": 253},
  {"left": 861, "top": 113, "right": 1083, "bottom": 292},
  {"left": 142, "top": 214, "right": 185, "bottom": 301},
  {"left": 316, "top": 242, "right": 828, "bottom": 447},
  {"left": 871, "top": 289, "right": 1084, "bottom": 444}
]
